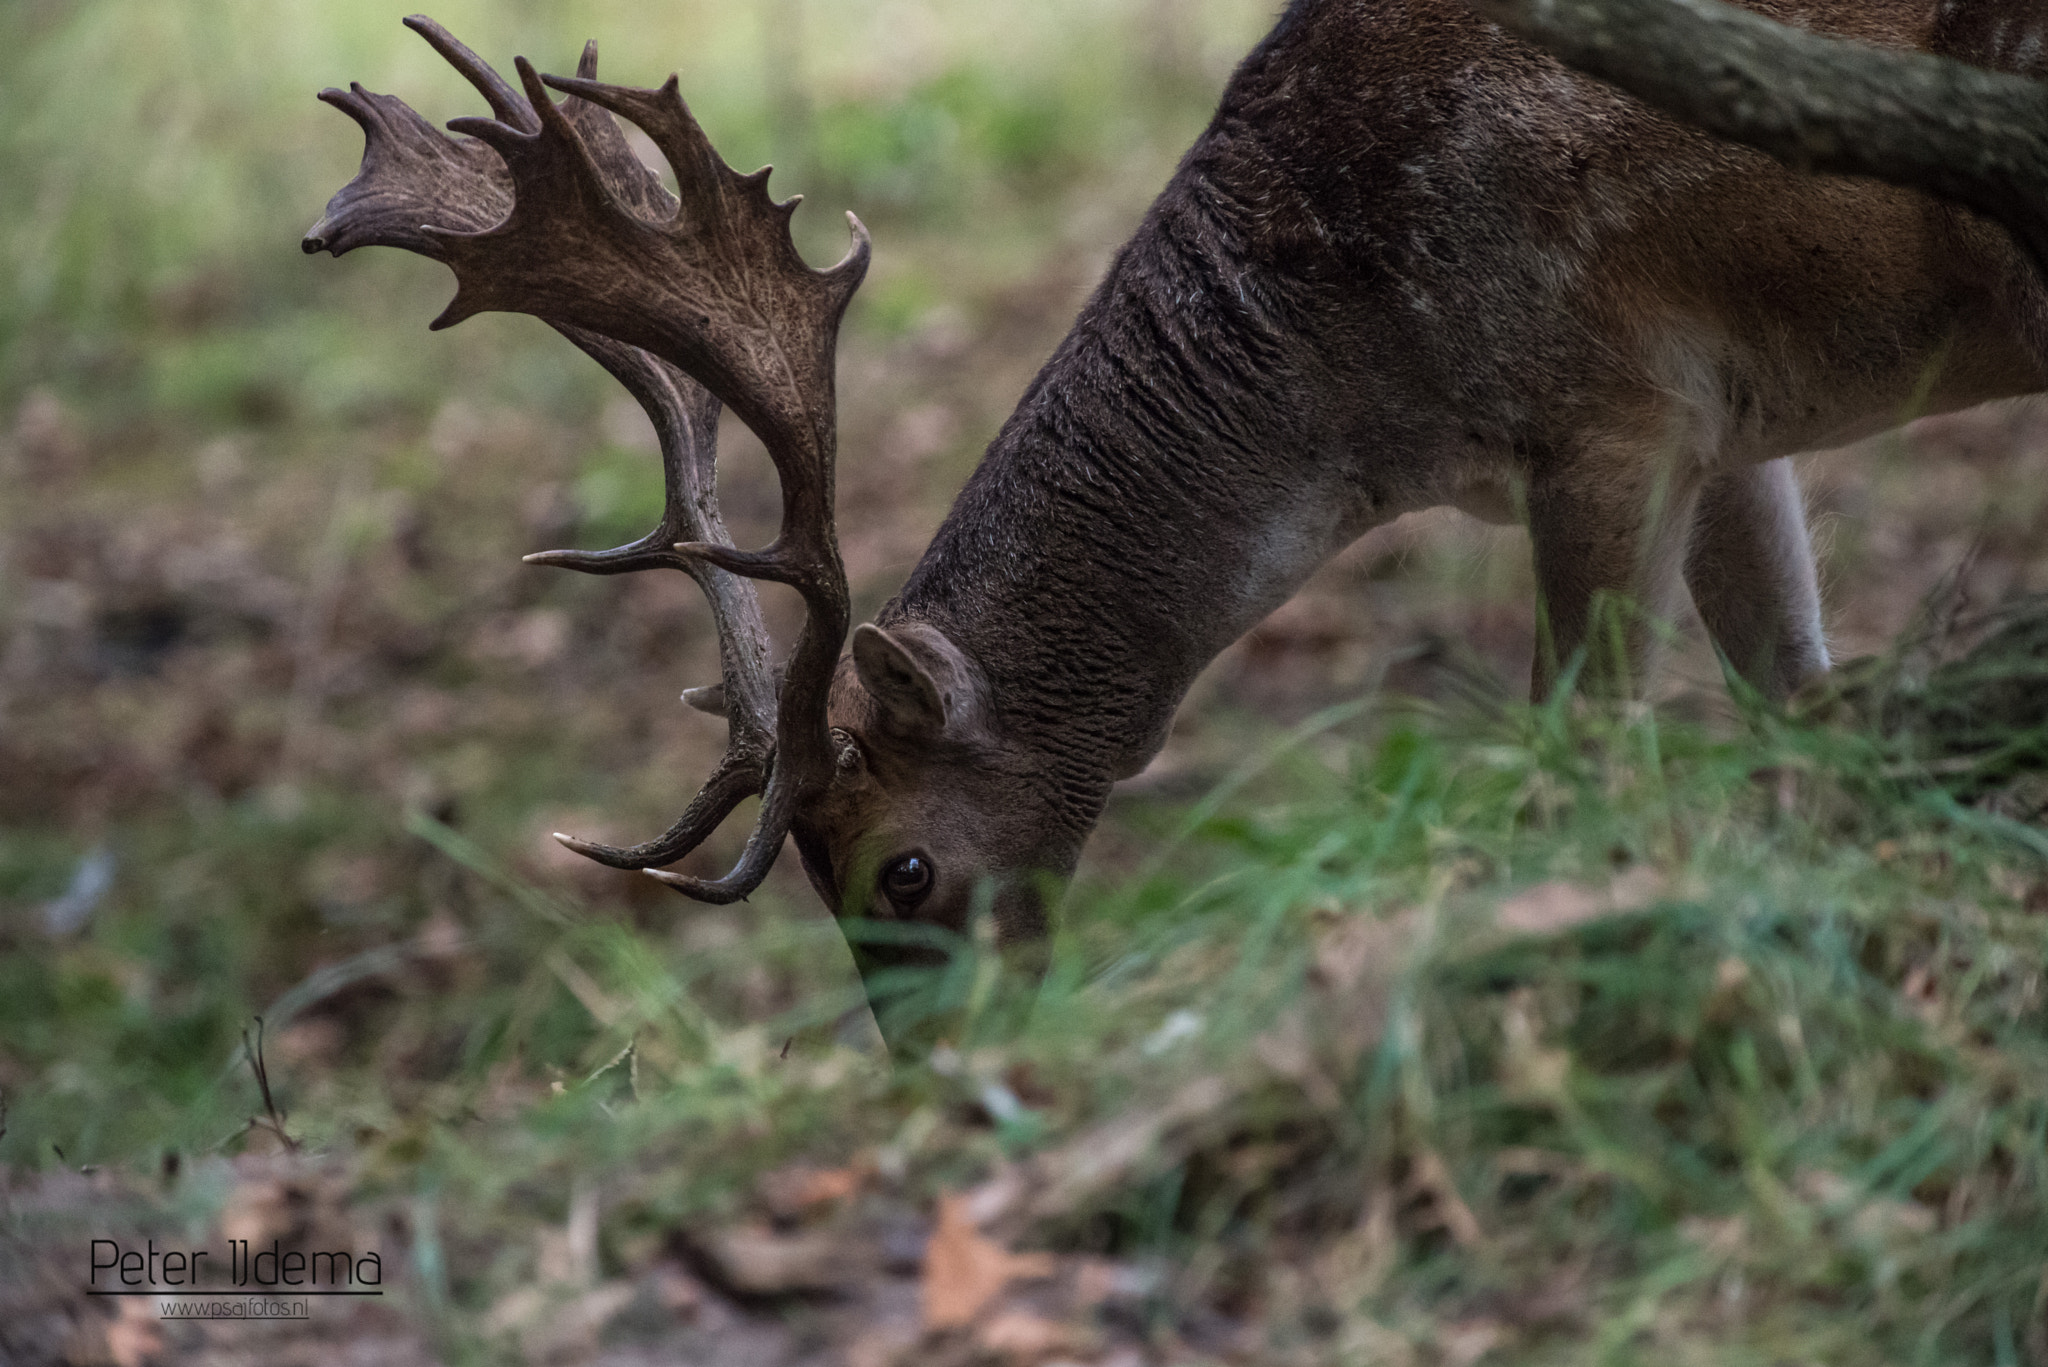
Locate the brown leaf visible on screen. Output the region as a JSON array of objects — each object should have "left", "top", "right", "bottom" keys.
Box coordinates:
[{"left": 921, "top": 1193, "right": 1056, "bottom": 1331}]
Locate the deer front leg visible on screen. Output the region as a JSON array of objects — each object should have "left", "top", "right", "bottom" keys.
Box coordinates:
[
  {"left": 1684, "top": 458, "right": 1830, "bottom": 701},
  {"left": 1526, "top": 449, "right": 1700, "bottom": 699}
]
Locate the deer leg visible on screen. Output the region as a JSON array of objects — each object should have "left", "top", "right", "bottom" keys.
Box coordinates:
[
  {"left": 1526, "top": 451, "right": 1700, "bottom": 700},
  {"left": 1683, "top": 457, "right": 1830, "bottom": 700}
]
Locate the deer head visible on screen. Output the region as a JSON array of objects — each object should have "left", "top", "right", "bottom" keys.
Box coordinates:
[{"left": 306, "top": 19, "right": 1070, "bottom": 1018}]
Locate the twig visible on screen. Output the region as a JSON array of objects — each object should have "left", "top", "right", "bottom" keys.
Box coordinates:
[{"left": 242, "top": 1016, "right": 301, "bottom": 1152}]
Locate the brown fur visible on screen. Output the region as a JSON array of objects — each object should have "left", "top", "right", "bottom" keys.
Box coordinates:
[{"left": 793, "top": 0, "right": 2048, "bottom": 989}]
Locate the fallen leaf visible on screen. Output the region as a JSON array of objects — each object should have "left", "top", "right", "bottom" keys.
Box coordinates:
[{"left": 921, "top": 1193, "right": 1056, "bottom": 1331}]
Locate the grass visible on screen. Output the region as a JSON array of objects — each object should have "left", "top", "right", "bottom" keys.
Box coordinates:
[
  {"left": 9, "top": 664, "right": 2048, "bottom": 1362},
  {"left": 6, "top": 0, "right": 2048, "bottom": 1362}
]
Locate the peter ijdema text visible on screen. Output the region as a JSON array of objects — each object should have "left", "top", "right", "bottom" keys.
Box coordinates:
[{"left": 88, "top": 1237, "right": 383, "bottom": 1295}]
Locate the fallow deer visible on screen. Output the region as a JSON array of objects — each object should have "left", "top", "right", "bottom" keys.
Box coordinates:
[{"left": 307, "top": 2, "right": 2048, "bottom": 1032}]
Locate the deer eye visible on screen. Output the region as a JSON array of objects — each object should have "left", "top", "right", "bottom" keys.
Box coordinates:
[{"left": 878, "top": 854, "right": 934, "bottom": 910}]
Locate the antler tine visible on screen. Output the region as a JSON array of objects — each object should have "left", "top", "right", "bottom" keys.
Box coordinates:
[
  {"left": 402, "top": 15, "right": 538, "bottom": 133},
  {"left": 553, "top": 747, "right": 763, "bottom": 873},
  {"left": 310, "top": 18, "right": 871, "bottom": 902},
  {"left": 639, "top": 761, "right": 802, "bottom": 901}
]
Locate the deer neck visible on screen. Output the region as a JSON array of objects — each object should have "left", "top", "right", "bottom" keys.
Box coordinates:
[{"left": 882, "top": 184, "right": 1384, "bottom": 830}]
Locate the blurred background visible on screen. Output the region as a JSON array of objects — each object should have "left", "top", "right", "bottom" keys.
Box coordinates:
[{"left": 7, "top": 0, "right": 2048, "bottom": 1361}]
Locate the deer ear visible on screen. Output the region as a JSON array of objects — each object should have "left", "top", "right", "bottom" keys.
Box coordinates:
[{"left": 852, "top": 623, "right": 948, "bottom": 733}]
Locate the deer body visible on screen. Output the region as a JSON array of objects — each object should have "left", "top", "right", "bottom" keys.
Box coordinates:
[
  {"left": 312, "top": 2, "right": 2048, "bottom": 1031},
  {"left": 809, "top": 0, "right": 2048, "bottom": 943}
]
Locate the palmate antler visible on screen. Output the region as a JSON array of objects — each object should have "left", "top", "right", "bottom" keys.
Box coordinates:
[{"left": 305, "top": 16, "right": 869, "bottom": 903}]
